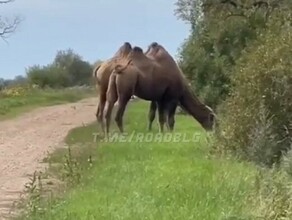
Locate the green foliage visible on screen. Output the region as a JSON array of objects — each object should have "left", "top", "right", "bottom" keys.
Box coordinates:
[
  {"left": 26, "top": 65, "right": 70, "bottom": 88},
  {"left": 176, "top": 0, "right": 282, "bottom": 107},
  {"left": 214, "top": 24, "right": 292, "bottom": 166},
  {"left": 26, "top": 49, "right": 93, "bottom": 88},
  {"left": 53, "top": 49, "right": 93, "bottom": 86}
]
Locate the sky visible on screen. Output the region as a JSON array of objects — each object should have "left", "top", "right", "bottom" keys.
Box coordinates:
[{"left": 0, "top": 0, "right": 190, "bottom": 79}]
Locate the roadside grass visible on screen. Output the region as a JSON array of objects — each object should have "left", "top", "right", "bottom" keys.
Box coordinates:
[
  {"left": 21, "top": 100, "right": 258, "bottom": 220},
  {"left": 0, "top": 87, "right": 95, "bottom": 120}
]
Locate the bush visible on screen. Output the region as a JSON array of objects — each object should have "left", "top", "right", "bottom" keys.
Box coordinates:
[
  {"left": 0, "top": 85, "right": 31, "bottom": 97},
  {"left": 26, "top": 49, "right": 93, "bottom": 88},
  {"left": 213, "top": 24, "right": 292, "bottom": 166},
  {"left": 26, "top": 65, "right": 70, "bottom": 88}
]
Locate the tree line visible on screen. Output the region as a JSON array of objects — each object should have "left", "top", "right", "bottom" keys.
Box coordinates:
[
  {"left": 175, "top": 0, "right": 292, "bottom": 166},
  {"left": 0, "top": 49, "right": 99, "bottom": 89}
]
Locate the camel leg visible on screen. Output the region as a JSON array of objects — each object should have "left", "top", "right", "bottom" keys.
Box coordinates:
[
  {"left": 95, "top": 104, "right": 100, "bottom": 121},
  {"left": 103, "top": 75, "right": 118, "bottom": 136},
  {"left": 148, "top": 101, "right": 157, "bottom": 131},
  {"left": 166, "top": 101, "right": 178, "bottom": 132},
  {"left": 157, "top": 102, "right": 167, "bottom": 133},
  {"left": 115, "top": 95, "right": 131, "bottom": 133},
  {"left": 97, "top": 91, "right": 106, "bottom": 132},
  {"left": 104, "top": 100, "right": 115, "bottom": 136}
]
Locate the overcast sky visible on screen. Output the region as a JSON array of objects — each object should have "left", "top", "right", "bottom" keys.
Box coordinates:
[{"left": 0, "top": 0, "right": 190, "bottom": 79}]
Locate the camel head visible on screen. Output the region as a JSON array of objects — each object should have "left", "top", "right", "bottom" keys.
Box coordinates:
[{"left": 201, "top": 105, "right": 216, "bottom": 131}]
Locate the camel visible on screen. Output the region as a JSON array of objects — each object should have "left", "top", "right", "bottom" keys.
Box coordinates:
[
  {"left": 93, "top": 42, "right": 171, "bottom": 132},
  {"left": 137, "top": 42, "right": 196, "bottom": 131},
  {"left": 144, "top": 42, "right": 180, "bottom": 131},
  {"left": 102, "top": 44, "right": 215, "bottom": 135},
  {"left": 92, "top": 42, "right": 132, "bottom": 131}
]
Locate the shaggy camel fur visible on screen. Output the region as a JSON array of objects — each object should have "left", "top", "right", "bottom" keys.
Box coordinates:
[{"left": 102, "top": 44, "right": 215, "bottom": 134}]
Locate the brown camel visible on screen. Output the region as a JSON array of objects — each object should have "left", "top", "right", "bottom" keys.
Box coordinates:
[
  {"left": 144, "top": 42, "right": 181, "bottom": 131},
  {"left": 103, "top": 44, "right": 215, "bottom": 134},
  {"left": 140, "top": 42, "right": 192, "bottom": 131},
  {"left": 92, "top": 42, "right": 132, "bottom": 131},
  {"left": 93, "top": 42, "right": 169, "bottom": 132}
]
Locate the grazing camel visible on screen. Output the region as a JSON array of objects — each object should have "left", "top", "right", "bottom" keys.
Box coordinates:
[
  {"left": 144, "top": 42, "right": 180, "bottom": 131},
  {"left": 103, "top": 45, "right": 215, "bottom": 135}
]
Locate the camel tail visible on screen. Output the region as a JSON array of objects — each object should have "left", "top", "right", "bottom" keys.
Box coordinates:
[
  {"left": 107, "top": 74, "right": 118, "bottom": 102},
  {"left": 114, "top": 60, "right": 132, "bottom": 74},
  {"left": 93, "top": 64, "right": 101, "bottom": 78}
]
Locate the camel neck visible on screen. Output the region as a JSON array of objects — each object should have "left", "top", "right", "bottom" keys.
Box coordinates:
[{"left": 179, "top": 85, "right": 209, "bottom": 125}]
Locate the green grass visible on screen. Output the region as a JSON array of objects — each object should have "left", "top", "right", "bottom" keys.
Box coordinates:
[
  {"left": 22, "top": 101, "right": 258, "bottom": 220},
  {"left": 0, "top": 87, "right": 95, "bottom": 120}
]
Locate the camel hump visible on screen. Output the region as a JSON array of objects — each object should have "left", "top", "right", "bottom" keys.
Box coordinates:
[
  {"left": 133, "top": 46, "right": 143, "bottom": 53},
  {"left": 114, "top": 42, "right": 132, "bottom": 57},
  {"left": 146, "top": 42, "right": 171, "bottom": 62},
  {"left": 150, "top": 42, "right": 159, "bottom": 47},
  {"left": 122, "top": 42, "right": 132, "bottom": 51},
  {"left": 124, "top": 42, "right": 131, "bottom": 47}
]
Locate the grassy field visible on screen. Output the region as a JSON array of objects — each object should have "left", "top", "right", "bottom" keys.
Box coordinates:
[
  {"left": 0, "top": 87, "right": 95, "bottom": 120},
  {"left": 21, "top": 100, "right": 259, "bottom": 220}
]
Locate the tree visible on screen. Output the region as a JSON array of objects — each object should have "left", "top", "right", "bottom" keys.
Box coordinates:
[
  {"left": 54, "top": 49, "right": 82, "bottom": 69},
  {"left": 174, "top": 0, "right": 204, "bottom": 30},
  {"left": 53, "top": 49, "right": 93, "bottom": 86},
  {"left": 175, "top": 0, "right": 287, "bottom": 107},
  {"left": 0, "top": 0, "right": 21, "bottom": 40}
]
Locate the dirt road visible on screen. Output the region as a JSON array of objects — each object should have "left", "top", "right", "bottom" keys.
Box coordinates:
[{"left": 0, "top": 97, "right": 98, "bottom": 219}]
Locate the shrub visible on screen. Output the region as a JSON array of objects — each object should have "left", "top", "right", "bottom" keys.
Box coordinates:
[
  {"left": 213, "top": 24, "right": 292, "bottom": 166},
  {"left": 26, "top": 49, "right": 93, "bottom": 88},
  {"left": 26, "top": 65, "right": 70, "bottom": 88}
]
